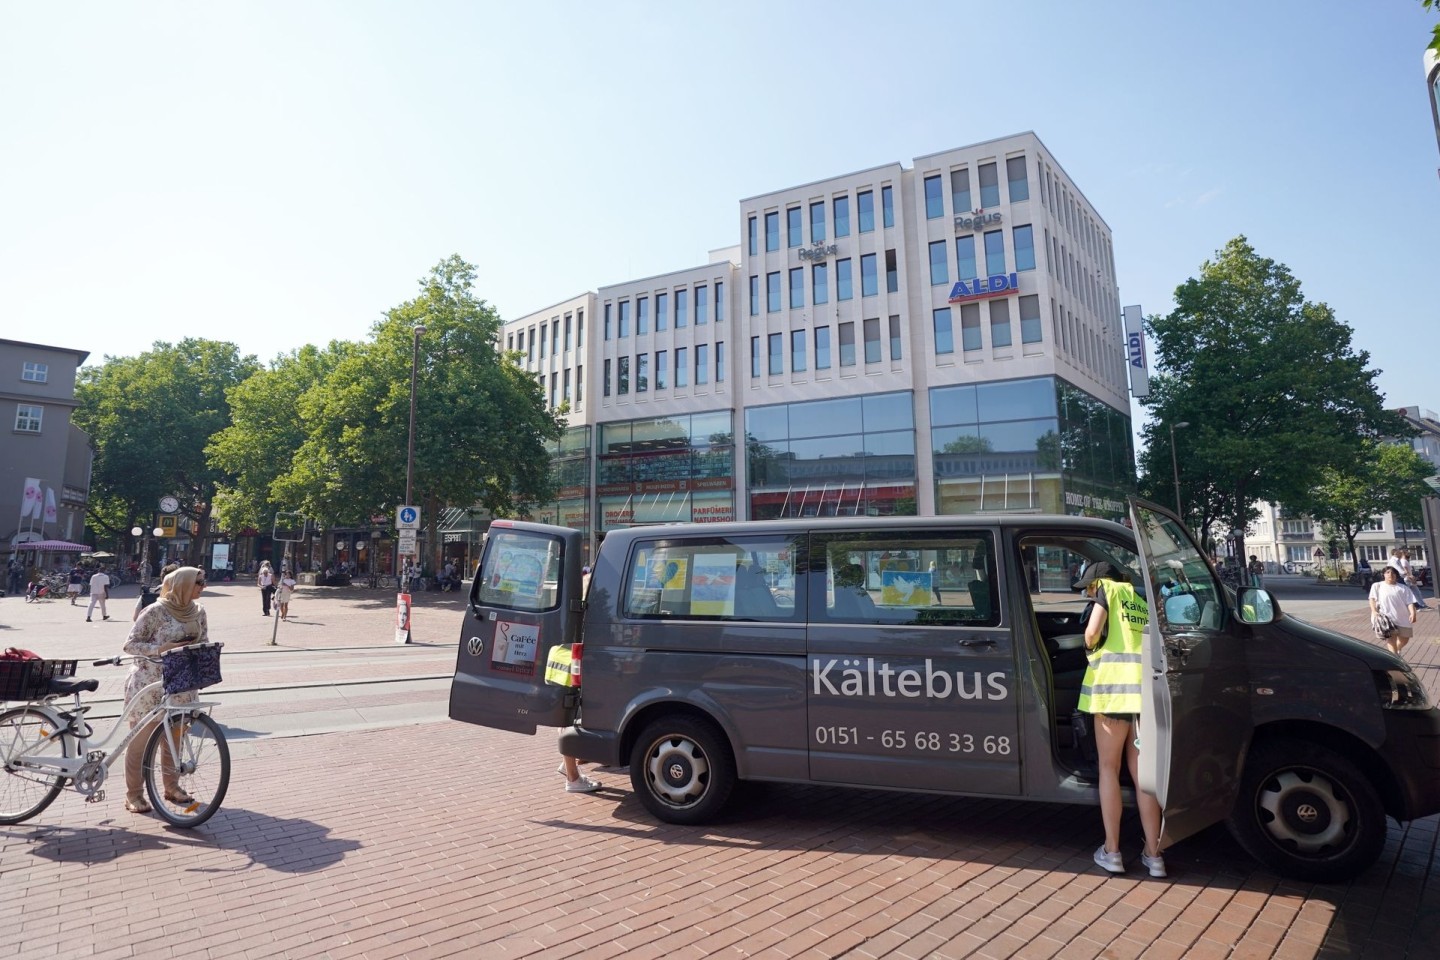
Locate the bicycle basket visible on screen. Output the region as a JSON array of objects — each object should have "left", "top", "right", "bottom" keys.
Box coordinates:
[
  {"left": 0, "top": 659, "right": 78, "bottom": 701},
  {"left": 161, "top": 643, "right": 223, "bottom": 695}
]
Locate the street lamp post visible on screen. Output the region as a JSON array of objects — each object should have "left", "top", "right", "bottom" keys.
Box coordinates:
[
  {"left": 401, "top": 325, "right": 426, "bottom": 576},
  {"left": 130, "top": 525, "right": 166, "bottom": 589},
  {"left": 1169, "top": 421, "right": 1191, "bottom": 517}
]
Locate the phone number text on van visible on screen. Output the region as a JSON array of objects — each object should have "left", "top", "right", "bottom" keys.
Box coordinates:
[{"left": 812, "top": 657, "right": 1010, "bottom": 701}]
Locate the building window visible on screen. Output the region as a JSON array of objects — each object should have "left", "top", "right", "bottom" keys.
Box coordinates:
[
  {"left": 810, "top": 201, "right": 826, "bottom": 243},
  {"left": 677, "top": 288, "right": 689, "bottom": 328},
  {"left": 527, "top": 329, "right": 535, "bottom": 362},
  {"left": 637, "top": 354, "right": 649, "bottom": 392},
  {"left": 955, "top": 235, "right": 977, "bottom": 281},
  {"left": 984, "top": 230, "right": 1006, "bottom": 275},
  {"left": 563, "top": 369, "right": 571, "bottom": 403},
  {"left": 552, "top": 321, "right": 560, "bottom": 355},
  {"left": 839, "top": 322, "right": 856, "bottom": 367},
  {"left": 881, "top": 185, "right": 894, "bottom": 228},
  {"left": 864, "top": 318, "right": 882, "bottom": 363},
  {"left": 656, "top": 292, "right": 669, "bottom": 332},
  {"left": 929, "top": 240, "right": 949, "bottom": 286},
  {"left": 978, "top": 162, "right": 1000, "bottom": 207},
  {"left": 538, "top": 322, "right": 546, "bottom": 359},
  {"left": 716, "top": 341, "right": 726, "bottom": 382},
  {"left": 751, "top": 337, "right": 761, "bottom": 378},
  {"left": 815, "top": 326, "right": 832, "bottom": 369},
  {"left": 924, "top": 175, "right": 943, "bottom": 219},
  {"left": 749, "top": 276, "right": 759, "bottom": 317},
  {"left": 1014, "top": 225, "right": 1035, "bottom": 271},
  {"left": 836, "top": 258, "right": 853, "bottom": 301},
  {"left": 675, "top": 347, "right": 689, "bottom": 387},
  {"left": 507, "top": 333, "right": 514, "bottom": 352},
  {"left": 550, "top": 372, "right": 557, "bottom": 407},
  {"left": 792, "top": 329, "right": 807, "bottom": 371},
  {"left": 618, "top": 356, "right": 630, "bottom": 394},
  {"left": 748, "top": 216, "right": 757, "bottom": 256},
  {"left": 813, "top": 262, "right": 829, "bottom": 304},
  {"left": 618, "top": 301, "right": 631, "bottom": 339},
  {"left": 860, "top": 253, "right": 877, "bottom": 297},
  {"left": 577, "top": 309, "right": 585, "bottom": 347},
  {"left": 575, "top": 364, "right": 583, "bottom": 403},
  {"left": 787, "top": 207, "right": 802, "bottom": 248},
  {"left": 765, "top": 211, "right": 780, "bottom": 252},
  {"left": 696, "top": 344, "right": 710, "bottom": 385},
  {"left": 564, "top": 315, "right": 572, "bottom": 351},
  {"left": 636, "top": 297, "right": 649, "bottom": 336},
  {"left": 990, "top": 300, "right": 1013, "bottom": 348},
  {"left": 656, "top": 350, "right": 669, "bottom": 389},
  {"left": 885, "top": 249, "right": 898, "bottom": 293},
  {"left": 933, "top": 309, "right": 954, "bottom": 355},
  {"left": 834, "top": 195, "right": 851, "bottom": 238},
  {"left": 767, "top": 271, "right": 782, "bottom": 313},
  {"left": 961, "top": 304, "right": 983, "bottom": 351},
  {"left": 889, "top": 315, "right": 902, "bottom": 360},
  {"left": 715, "top": 281, "right": 724, "bottom": 322},
  {"left": 951, "top": 168, "right": 971, "bottom": 213},
  {"left": 695, "top": 285, "right": 709, "bottom": 326},
  {"left": 1019, "top": 294, "right": 1043, "bottom": 344},
  {"left": 789, "top": 267, "right": 804, "bottom": 308},
  {"left": 22, "top": 362, "right": 48, "bottom": 383},
  {"left": 858, "top": 190, "right": 875, "bottom": 232},
  {"left": 1006, "top": 156, "right": 1029, "bottom": 202},
  {"left": 15, "top": 404, "right": 42, "bottom": 432},
  {"left": 603, "top": 359, "right": 612, "bottom": 397},
  {"left": 768, "top": 333, "right": 784, "bottom": 375}
]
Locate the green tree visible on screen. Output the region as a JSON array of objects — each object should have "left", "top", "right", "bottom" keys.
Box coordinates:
[
  {"left": 274, "top": 256, "right": 563, "bottom": 571},
  {"left": 1136, "top": 237, "right": 1407, "bottom": 559},
  {"left": 73, "top": 340, "right": 260, "bottom": 562},
  {"left": 1423, "top": 0, "right": 1440, "bottom": 57},
  {"left": 1299, "top": 441, "right": 1436, "bottom": 568}
]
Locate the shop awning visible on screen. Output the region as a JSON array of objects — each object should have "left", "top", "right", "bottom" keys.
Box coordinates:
[{"left": 15, "top": 540, "right": 92, "bottom": 552}]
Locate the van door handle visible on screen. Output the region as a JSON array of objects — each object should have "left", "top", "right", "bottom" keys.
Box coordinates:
[{"left": 959, "top": 637, "right": 997, "bottom": 648}]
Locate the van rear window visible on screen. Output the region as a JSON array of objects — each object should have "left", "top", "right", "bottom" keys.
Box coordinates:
[
  {"left": 624, "top": 536, "right": 802, "bottom": 621},
  {"left": 477, "top": 530, "right": 564, "bottom": 612}
]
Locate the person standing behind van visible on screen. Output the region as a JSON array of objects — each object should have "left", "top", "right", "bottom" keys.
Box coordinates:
[{"left": 1076, "top": 561, "right": 1165, "bottom": 878}]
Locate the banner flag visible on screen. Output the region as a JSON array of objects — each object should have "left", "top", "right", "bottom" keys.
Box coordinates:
[
  {"left": 43, "top": 488, "right": 57, "bottom": 523},
  {"left": 21, "top": 478, "right": 41, "bottom": 517}
]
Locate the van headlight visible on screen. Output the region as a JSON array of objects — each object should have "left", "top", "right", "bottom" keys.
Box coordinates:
[{"left": 1376, "top": 668, "right": 1431, "bottom": 709}]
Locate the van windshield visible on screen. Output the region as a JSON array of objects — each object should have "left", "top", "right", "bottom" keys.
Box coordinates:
[{"left": 477, "top": 530, "right": 564, "bottom": 612}]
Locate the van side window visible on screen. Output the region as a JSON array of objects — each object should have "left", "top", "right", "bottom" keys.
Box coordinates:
[
  {"left": 623, "top": 536, "right": 803, "bottom": 622},
  {"left": 811, "top": 531, "right": 998, "bottom": 627},
  {"left": 1131, "top": 513, "right": 1225, "bottom": 632},
  {"left": 477, "top": 530, "right": 564, "bottom": 612}
]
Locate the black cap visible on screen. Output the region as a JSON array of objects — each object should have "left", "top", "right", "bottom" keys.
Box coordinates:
[{"left": 1076, "top": 561, "right": 1115, "bottom": 588}]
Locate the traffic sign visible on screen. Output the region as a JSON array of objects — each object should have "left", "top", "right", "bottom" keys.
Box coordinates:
[
  {"left": 396, "top": 505, "right": 420, "bottom": 530},
  {"left": 398, "top": 532, "right": 418, "bottom": 555}
]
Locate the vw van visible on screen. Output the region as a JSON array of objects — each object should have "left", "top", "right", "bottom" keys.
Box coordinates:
[{"left": 449, "top": 498, "right": 1440, "bottom": 881}]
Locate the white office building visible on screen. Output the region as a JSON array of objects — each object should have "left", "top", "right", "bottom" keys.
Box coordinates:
[{"left": 505, "top": 132, "right": 1135, "bottom": 555}]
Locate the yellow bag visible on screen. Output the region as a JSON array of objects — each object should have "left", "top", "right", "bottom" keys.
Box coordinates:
[{"left": 544, "top": 645, "right": 577, "bottom": 687}]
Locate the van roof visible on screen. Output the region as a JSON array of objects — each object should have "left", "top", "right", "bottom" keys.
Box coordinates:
[{"left": 598, "top": 514, "right": 1129, "bottom": 544}]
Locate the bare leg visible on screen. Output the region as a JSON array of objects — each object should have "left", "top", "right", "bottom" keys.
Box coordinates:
[
  {"left": 1094, "top": 714, "right": 1130, "bottom": 854},
  {"left": 1125, "top": 734, "right": 1164, "bottom": 857},
  {"left": 561, "top": 755, "right": 580, "bottom": 783}
]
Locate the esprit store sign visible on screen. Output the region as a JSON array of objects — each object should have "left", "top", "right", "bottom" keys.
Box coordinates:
[
  {"left": 947, "top": 273, "right": 1019, "bottom": 304},
  {"left": 954, "top": 208, "right": 1002, "bottom": 233}
]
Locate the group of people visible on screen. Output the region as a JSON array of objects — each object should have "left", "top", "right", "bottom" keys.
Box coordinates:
[
  {"left": 256, "top": 560, "right": 297, "bottom": 619},
  {"left": 1369, "top": 547, "right": 1432, "bottom": 657}
]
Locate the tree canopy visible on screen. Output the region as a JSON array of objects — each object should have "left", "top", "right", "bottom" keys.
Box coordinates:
[
  {"left": 1136, "top": 236, "right": 1407, "bottom": 556},
  {"left": 1298, "top": 441, "right": 1436, "bottom": 567}
]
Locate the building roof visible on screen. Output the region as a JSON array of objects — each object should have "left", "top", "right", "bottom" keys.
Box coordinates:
[{"left": 0, "top": 338, "right": 90, "bottom": 365}]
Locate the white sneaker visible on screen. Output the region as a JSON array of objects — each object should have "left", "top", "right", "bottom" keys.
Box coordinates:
[
  {"left": 565, "top": 775, "right": 601, "bottom": 794},
  {"left": 1140, "top": 851, "right": 1167, "bottom": 878},
  {"left": 1093, "top": 845, "right": 1125, "bottom": 874}
]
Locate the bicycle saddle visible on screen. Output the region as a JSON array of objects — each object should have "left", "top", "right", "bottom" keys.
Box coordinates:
[{"left": 48, "top": 677, "right": 100, "bottom": 696}]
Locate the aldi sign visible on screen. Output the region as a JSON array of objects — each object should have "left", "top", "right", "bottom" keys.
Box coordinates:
[{"left": 947, "top": 273, "right": 1019, "bottom": 304}]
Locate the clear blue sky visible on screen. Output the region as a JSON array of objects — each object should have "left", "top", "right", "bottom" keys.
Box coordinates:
[{"left": 2, "top": 1, "right": 1436, "bottom": 422}]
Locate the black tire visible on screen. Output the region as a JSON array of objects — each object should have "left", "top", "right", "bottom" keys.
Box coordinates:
[
  {"left": 1226, "top": 738, "right": 1386, "bottom": 883},
  {"left": 143, "top": 713, "right": 230, "bottom": 828},
  {"left": 0, "top": 707, "right": 70, "bottom": 825},
  {"left": 629, "top": 716, "right": 737, "bottom": 825}
]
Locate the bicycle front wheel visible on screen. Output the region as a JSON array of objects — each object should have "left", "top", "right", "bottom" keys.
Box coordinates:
[
  {"left": 143, "top": 712, "right": 230, "bottom": 827},
  {"left": 0, "top": 707, "right": 70, "bottom": 825}
]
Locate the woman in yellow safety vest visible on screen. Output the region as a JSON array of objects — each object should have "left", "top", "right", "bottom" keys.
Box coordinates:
[{"left": 1076, "top": 561, "right": 1166, "bottom": 878}]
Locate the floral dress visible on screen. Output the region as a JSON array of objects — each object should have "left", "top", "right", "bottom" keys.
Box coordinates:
[{"left": 123, "top": 604, "right": 206, "bottom": 721}]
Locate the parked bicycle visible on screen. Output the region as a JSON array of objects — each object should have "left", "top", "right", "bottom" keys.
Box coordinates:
[{"left": 0, "top": 646, "right": 229, "bottom": 827}]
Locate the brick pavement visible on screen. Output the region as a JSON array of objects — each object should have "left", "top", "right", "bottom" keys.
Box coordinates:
[{"left": 4, "top": 585, "right": 1440, "bottom": 958}]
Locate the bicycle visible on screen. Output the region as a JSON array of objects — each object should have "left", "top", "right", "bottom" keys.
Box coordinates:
[{"left": 0, "top": 646, "right": 229, "bottom": 827}]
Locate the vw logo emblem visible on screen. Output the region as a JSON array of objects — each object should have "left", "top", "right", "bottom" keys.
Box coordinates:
[
  {"left": 667, "top": 762, "right": 685, "bottom": 781},
  {"left": 467, "top": 636, "right": 483, "bottom": 657},
  {"left": 1296, "top": 803, "right": 1320, "bottom": 823}
]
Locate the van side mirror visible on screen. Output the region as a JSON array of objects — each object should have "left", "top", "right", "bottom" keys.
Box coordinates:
[
  {"left": 1236, "top": 587, "right": 1276, "bottom": 625},
  {"left": 1164, "top": 594, "right": 1201, "bottom": 626}
]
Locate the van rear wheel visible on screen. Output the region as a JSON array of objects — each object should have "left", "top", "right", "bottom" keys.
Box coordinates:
[
  {"left": 630, "top": 716, "right": 736, "bottom": 825},
  {"left": 1226, "top": 738, "right": 1386, "bottom": 883}
]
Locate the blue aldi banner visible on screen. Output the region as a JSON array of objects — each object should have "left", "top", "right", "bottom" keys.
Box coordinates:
[{"left": 947, "top": 273, "right": 1019, "bottom": 304}]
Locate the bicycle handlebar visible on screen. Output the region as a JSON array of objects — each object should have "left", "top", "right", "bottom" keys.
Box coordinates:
[{"left": 91, "top": 642, "right": 219, "bottom": 669}]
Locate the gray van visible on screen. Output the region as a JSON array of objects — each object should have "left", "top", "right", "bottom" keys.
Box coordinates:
[{"left": 449, "top": 498, "right": 1440, "bottom": 882}]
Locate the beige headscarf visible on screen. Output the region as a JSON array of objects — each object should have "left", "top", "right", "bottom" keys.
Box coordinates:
[{"left": 158, "top": 566, "right": 205, "bottom": 625}]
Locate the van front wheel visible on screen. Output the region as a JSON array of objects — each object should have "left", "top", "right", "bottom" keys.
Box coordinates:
[
  {"left": 1226, "top": 738, "right": 1386, "bottom": 883},
  {"left": 630, "top": 716, "right": 736, "bottom": 825}
]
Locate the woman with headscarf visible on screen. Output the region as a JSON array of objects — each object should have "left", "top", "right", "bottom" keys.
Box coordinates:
[{"left": 120, "top": 566, "right": 208, "bottom": 814}]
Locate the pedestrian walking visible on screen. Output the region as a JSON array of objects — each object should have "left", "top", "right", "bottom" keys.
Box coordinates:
[
  {"left": 8, "top": 557, "right": 26, "bottom": 596},
  {"left": 1371, "top": 566, "right": 1419, "bottom": 656},
  {"left": 257, "top": 560, "right": 276, "bottom": 617},
  {"left": 275, "top": 571, "right": 297, "bottom": 620},
  {"left": 1076, "top": 561, "right": 1165, "bottom": 878},
  {"left": 1388, "top": 548, "right": 1429, "bottom": 610},
  {"left": 86, "top": 567, "right": 112, "bottom": 621},
  {"left": 67, "top": 566, "right": 84, "bottom": 604},
  {"left": 1247, "top": 555, "right": 1264, "bottom": 589}
]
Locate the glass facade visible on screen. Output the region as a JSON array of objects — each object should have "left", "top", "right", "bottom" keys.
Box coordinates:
[
  {"left": 528, "top": 426, "right": 593, "bottom": 559},
  {"left": 597, "top": 411, "right": 736, "bottom": 530},
  {"left": 930, "top": 376, "right": 1133, "bottom": 521},
  {"left": 747, "top": 391, "right": 918, "bottom": 520}
]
